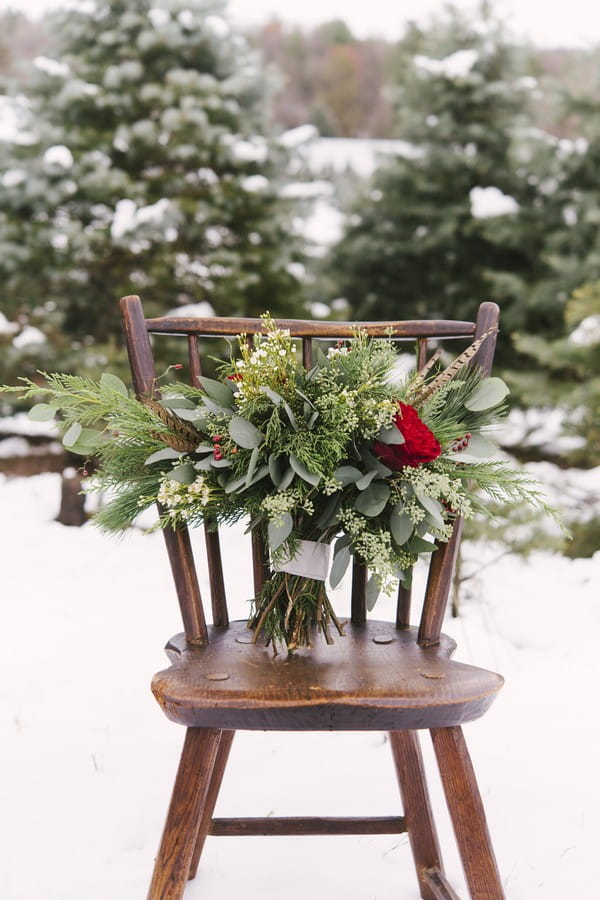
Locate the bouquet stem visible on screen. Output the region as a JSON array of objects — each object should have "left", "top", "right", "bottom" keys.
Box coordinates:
[{"left": 249, "top": 572, "right": 345, "bottom": 653}]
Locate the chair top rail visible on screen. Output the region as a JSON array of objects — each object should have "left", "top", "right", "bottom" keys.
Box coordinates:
[{"left": 144, "top": 315, "right": 477, "bottom": 339}]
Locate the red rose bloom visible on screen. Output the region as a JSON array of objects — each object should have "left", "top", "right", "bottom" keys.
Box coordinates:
[{"left": 373, "top": 402, "right": 441, "bottom": 469}]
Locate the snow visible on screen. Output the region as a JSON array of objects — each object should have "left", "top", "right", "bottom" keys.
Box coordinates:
[
  {"left": 414, "top": 49, "right": 479, "bottom": 79},
  {"left": 240, "top": 174, "right": 269, "bottom": 192},
  {"left": 0, "top": 471, "right": 598, "bottom": 899},
  {"left": 166, "top": 302, "right": 215, "bottom": 318},
  {"left": 0, "top": 94, "right": 36, "bottom": 145},
  {"left": 148, "top": 7, "right": 170, "bottom": 29},
  {"left": 111, "top": 198, "right": 175, "bottom": 239},
  {"left": 230, "top": 137, "right": 268, "bottom": 163},
  {"left": 43, "top": 144, "right": 74, "bottom": 169},
  {"left": 279, "top": 124, "right": 319, "bottom": 148},
  {"left": 570, "top": 314, "right": 600, "bottom": 346},
  {"left": 280, "top": 179, "right": 334, "bottom": 199},
  {"left": 204, "top": 15, "right": 230, "bottom": 38},
  {"left": 0, "top": 311, "right": 19, "bottom": 336},
  {"left": 1, "top": 168, "right": 27, "bottom": 188},
  {"left": 300, "top": 200, "right": 345, "bottom": 250},
  {"left": 470, "top": 186, "right": 519, "bottom": 218},
  {"left": 33, "top": 55, "right": 70, "bottom": 78},
  {"left": 12, "top": 325, "right": 47, "bottom": 348},
  {"left": 302, "top": 137, "right": 422, "bottom": 178}
]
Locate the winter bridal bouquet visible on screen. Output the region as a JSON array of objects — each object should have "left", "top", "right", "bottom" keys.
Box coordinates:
[{"left": 2, "top": 316, "right": 554, "bottom": 651}]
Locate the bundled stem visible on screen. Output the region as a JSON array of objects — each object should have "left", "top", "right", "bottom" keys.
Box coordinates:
[{"left": 249, "top": 573, "right": 345, "bottom": 653}]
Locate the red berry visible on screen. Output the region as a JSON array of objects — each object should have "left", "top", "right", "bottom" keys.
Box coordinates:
[{"left": 213, "top": 435, "right": 222, "bottom": 443}]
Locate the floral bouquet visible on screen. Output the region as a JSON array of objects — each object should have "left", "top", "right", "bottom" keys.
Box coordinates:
[{"left": 2, "top": 317, "right": 554, "bottom": 651}]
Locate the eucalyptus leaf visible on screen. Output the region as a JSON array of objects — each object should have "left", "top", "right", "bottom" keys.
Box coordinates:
[
  {"left": 62, "top": 422, "right": 82, "bottom": 448},
  {"left": 464, "top": 377, "right": 509, "bottom": 411},
  {"left": 329, "top": 542, "right": 351, "bottom": 589},
  {"left": 224, "top": 474, "right": 247, "bottom": 494},
  {"left": 28, "top": 403, "right": 57, "bottom": 422},
  {"left": 259, "top": 385, "right": 283, "bottom": 405},
  {"left": 194, "top": 457, "right": 214, "bottom": 471},
  {"left": 289, "top": 454, "right": 320, "bottom": 486},
  {"left": 210, "top": 458, "right": 231, "bottom": 468},
  {"left": 194, "top": 444, "right": 215, "bottom": 454},
  {"left": 282, "top": 401, "right": 297, "bottom": 430},
  {"left": 377, "top": 423, "right": 405, "bottom": 445},
  {"left": 366, "top": 575, "right": 380, "bottom": 612},
  {"left": 145, "top": 447, "right": 184, "bottom": 466},
  {"left": 171, "top": 406, "right": 208, "bottom": 422},
  {"left": 161, "top": 395, "right": 196, "bottom": 410},
  {"left": 278, "top": 466, "right": 295, "bottom": 491},
  {"left": 452, "top": 432, "right": 498, "bottom": 463},
  {"left": 308, "top": 410, "right": 319, "bottom": 428},
  {"left": 409, "top": 536, "right": 437, "bottom": 554},
  {"left": 245, "top": 446, "right": 260, "bottom": 487},
  {"left": 229, "top": 416, "right": 264, "bottom": 449},
  {"left": 268, "top": 453, "right": 282, "bottom": 487},
  {"left": 100, "top": 372, "right": 128, "bottom": 397},
  {"left": 315, "top": 493, "right": 342, "bottom": 529},
  {"left": 198, "top": 375, "right": 235, "bottom": 408},
  {"left": 202, "top": 397, "right": 233, "bottom": 417},
  {"left": 356, "top": 471, "right": 377, "bottom": 491},
  {"left": 354, "top": 482, "right": 390, "bottom": 517},
  {"left": 333, "top": 465, "right": 362, "bottom": 485},
  {"left": 167, "top": 463, "right": 196, "bottom": 484},
  {"left": 268, "top": 512, "right": 293, "bottom": 551},
  {"left": 243, "top": 464, "right": 269, "bottom": 489},
  {"left": 70, "top": 428, "right": 102, "bottom": 455},
  {"left": 414, "top": 490, "right": 445, "bottom": 529},
  {"left": 360, "top": 445, "right": 392, "bottom": 477},
  {"left": 390, "top": 506, "right": 414, "bottom": 546}
]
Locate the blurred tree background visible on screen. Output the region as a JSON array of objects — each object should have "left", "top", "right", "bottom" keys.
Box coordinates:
[{"left": 0, "top": 0, "right": 598, "bottom": 552}]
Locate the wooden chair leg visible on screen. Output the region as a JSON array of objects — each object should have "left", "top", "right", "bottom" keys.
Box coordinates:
[
  {"left": 390, "top": 730, "right": 445, "bottom": 900},
  {"left": 147, "top": 727, "right": 221, "bottom": 900},
  {"left": 431, "top": 726, "right": 505, "bottom": 900},
  {"left": 188, "top": 729, "right": 235, "bottom": 881}
]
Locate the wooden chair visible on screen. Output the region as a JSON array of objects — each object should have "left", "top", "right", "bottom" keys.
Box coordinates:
[{"left": 120, "top": 295, "right": 505, "bottom": 900}]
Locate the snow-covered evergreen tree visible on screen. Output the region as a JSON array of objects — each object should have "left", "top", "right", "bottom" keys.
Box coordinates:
[
  {"left": 323, "top": 7, "right": 565, "bottom": 363},
  {"left": 0, "top": 0, "right": 304, "bottom": 381}
]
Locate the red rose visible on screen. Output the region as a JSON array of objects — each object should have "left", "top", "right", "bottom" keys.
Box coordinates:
[{"left": 373, "top": 402, "right": 441, "bottom": 469}]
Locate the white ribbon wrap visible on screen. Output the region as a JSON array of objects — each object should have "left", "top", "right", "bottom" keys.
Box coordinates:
[{"left": 274, "top": 540, "right": 331, "bottom": 582}]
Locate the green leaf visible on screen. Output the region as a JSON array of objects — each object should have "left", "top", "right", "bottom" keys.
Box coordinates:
[
  {"left": 69, "top": 428, "right": 102, "bottom": 455},
  {"left": 198, "top": 375, "right": 235, "bottom": 408},
  {"left": 354, "top": 482, "right": 390, "bottom": 517},
  {"left": 268, "top": 512, "right": 293, "bottom": 550},
  {"left": 224, "top": 474, "right": 247, "bottom": 494},
  {"left": 359, "top": 445, "right": 392, "bottom": 477},
  {"left": 377, "top": 423, "right": 405, "bottom": 445},
  {"left": 356, "top": 471, "right": 377, "bottom": 491},
  {"left": 464, "top": 377, "right": 509, "bottom": 411},
  {"left": 229, "top": 416, "right": 264, "bottom": 449},
  {"left": 414, "top": 490, "right": 445, "bottom": 529},
  {"left": 100, "top": 372, "right": 128, "bottom": 397},
  {"left": 452, "top": 433, "right": 498, "bottom": 463},
  {"left": 62, "top": 422, "right": 82, "bottom": 448},
  {"left": 194, "top": 457, "right": 214, "bottom": 471},
  {"left": 366, "top": 575, "right": 379, "bottom": 612},
  {"left": 333, "top": 465, "right": 362, "bottom": 485},
  {"left": 202, "top": 397, "right": 233, "bottom": 417},
  {"left": 268, "top": 453, "right": 282, "bottom": 487},
  {"left": 210, "top": 458, "right": 231, "bottom": 468},
  {"left": 246, "top": 446, "right": 261, "bottom": 487},
  {"left": 282, "top": 400, "right": 297, "bottom": 430},
  {"left": 167, "top": 463, "right": 196, "bottom": 484},
  {"left": 329, "top": 537, "right": 351, "bottom": 589},
  {"left": 278, "top": 466, "right": 295, "bottom": 491},
  {"left": 409, "top": 536, "right": 437, "bottom": 554},
  {"left": 28, "top": 403, "right": 57, "bottom": 422},
  {"left": 308, "top": 410, "right": 319, "bottom": 428},
  {"left": 289, "top": 454, "right": 320, "bottom": 486},
  {"left": 161, "top": 395, "right": 196, "bottom": 410},
  {"left": 145, "top": 447, "right": 184, "bottom": 466},
  {"left": 243, "top": 464, "right": 269, "bottom": 489},
  {"left": 390, "top": 505, "right": 414, "bottom": 545},
  {"left": 259, "top": 385, "right": 283, "bottom": 405},
  {"left": 315, "top": 493, "right": 342, "bottom": 529}
]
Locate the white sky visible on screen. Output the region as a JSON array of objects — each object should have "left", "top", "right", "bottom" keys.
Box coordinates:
[{"left": 1, "top": 0, "right": 600, "bottom": 47}]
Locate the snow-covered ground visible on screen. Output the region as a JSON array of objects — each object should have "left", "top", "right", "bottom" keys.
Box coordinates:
[{"left": 1, "top": 473, "right": 598, "bottom": 898}]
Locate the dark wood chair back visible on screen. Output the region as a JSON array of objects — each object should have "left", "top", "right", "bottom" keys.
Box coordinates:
[{"left": 120, "top": 295, "right": 499, "bottom": 649}]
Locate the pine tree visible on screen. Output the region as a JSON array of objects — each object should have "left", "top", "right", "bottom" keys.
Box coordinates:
[
  {"left": 322, "top": 6, "right": 567, "bottom": 365},
  {"left": 0, "top": 0, "right": 304, "bottom": 384}
]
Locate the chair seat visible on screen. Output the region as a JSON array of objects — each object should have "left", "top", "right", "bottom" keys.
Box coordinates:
[{"left": 152, "top": 620, "right": 503, "bottom": 731}]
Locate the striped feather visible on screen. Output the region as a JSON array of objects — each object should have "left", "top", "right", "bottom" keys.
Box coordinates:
[{"left": 414, "top": 326, "right": 497, "bottom": 403}]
